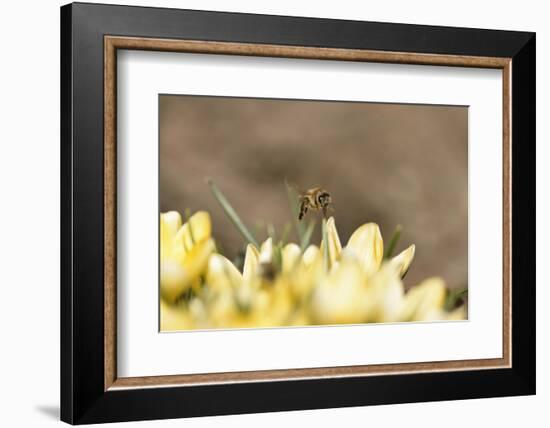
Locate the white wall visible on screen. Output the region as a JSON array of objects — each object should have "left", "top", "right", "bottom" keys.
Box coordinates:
[{"left": 0, "top": 0, "right": 546, "bottom": 426}]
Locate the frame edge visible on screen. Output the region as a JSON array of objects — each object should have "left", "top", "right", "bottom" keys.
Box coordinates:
[
  {"left": 63, "top": 3, "right": 536, "bottom": 423},
  {"left": 60, "top": 2, "right": 74, "bottom": 425},
  {"left": 510, "top": 32, "right": 536, "bottom": 394}
]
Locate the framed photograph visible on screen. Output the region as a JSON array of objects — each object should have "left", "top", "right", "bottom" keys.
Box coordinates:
[{"left": 60, "top": 2, "right": 535, "bottom": 424}]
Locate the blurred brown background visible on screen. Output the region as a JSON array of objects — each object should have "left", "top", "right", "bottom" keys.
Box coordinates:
[{"left": 160, "top": 95, "right": 468, "bottom": 290}]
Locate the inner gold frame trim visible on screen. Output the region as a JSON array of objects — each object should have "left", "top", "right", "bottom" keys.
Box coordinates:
[{"left": 104, "top": 36, "right": 512, "bottom": 391}]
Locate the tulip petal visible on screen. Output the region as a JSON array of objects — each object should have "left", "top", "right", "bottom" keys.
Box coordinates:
[
  {"left": 302, "top": 245, "right": 321, "bottom": 266},
  {"left": 445, "top": 305, "right": 467, "bottom": 320},
  {"left": 174, "top": 211, "right": 212, "bottom": 252},
  {"left": 346, "top": 223, "right": 384, "bottom": 276},
  {"left": 390, "top": 244, "right": 415, "bottom": 277},
  {"left": 291, "top": 245, "right": 322, "bottom": 298},
  {"left": 242, "top": 244, "right": 260, "bottom": 282},
  {"left": 206, "top": 253, "right": 243, "bottom": 294},
  {"left": 320, "top": 217, "right": 342, "bottom": 269},
  {"left": 366, "top": 264, "right": 405, "bottom": 322},
  {"left": 160, "top": 211, "right": 182, "bottom": 259},
  {"left": 400, "top": 277, "right": 447, "bottom": 321},
  {"left": 161, "top": 238, "right": 215, "bottom": 302},
  {"left": 311, "top": 259, "right": 369, "bottom": 325},
  {"left": 160, "top": 299, "right": 193, "bottom": 331},
  {"left": 282, "top": 243, "right": 301, "bottom": 273},
  {"left": 160, "top": 260, "right": 188, "bottom": 301},
  {"left": 161, "top": 211, "right": 182, "bottom": 237},
  {"left": 259, "top": 237, "right": 274, "bottom": 264}
]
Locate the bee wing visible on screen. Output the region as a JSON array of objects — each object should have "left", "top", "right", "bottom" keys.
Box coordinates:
[
  {"left": 299, "top": 198, "right": 310, "bottom": 220},
  {"left": 284, "top": 179, "right": 304, "bottom": 196}
]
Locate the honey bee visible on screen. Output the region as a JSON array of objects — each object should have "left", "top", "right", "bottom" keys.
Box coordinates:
[{"left": 298, "top": 187, "right": 332, "bottom": 220}]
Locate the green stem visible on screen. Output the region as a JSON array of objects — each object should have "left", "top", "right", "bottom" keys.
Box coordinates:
[
  {"left": 384, "top": 225, "right": 402, "bottom": 259},
  {"left": 267, "top": 223, "right": 277, "bottom": 243},
  {"left": 280, "top": 222, "right": 292, "bottom": 245},
  {"left": 300, "top": 219, "right": 316, "bottom": 252},
  {"left": 207, "top": 178, "right": 259, "bottom": 247},
  {"left": 445, "top": 287, "right": 468, "bottom": 310}
]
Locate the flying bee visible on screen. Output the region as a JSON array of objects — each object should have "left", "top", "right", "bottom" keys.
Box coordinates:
[{"left": 298, "top": 187, "right": 333, "bottom": 220}]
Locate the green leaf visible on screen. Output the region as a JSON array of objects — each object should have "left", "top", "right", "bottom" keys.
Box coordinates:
[
  {"left": 300, "top": 219, "right": 316, "bottom": 252},
  {"left": 267, "top": 223, "right": 277, "bottom": 243},
  {"left": 207, "top": 178, "right": 259, "bottom": 247},
  {"left": 280, "top": 222, "right": 292, "bottom": 245},
  {"left": 384, "top": 224, "right": 402, "bottom": 259},
  {"left": 445, "top": 287, "right": 468, "bottom": 310},
  {"left": 273, "top": 241, "right": 283, "bottom": 274}
]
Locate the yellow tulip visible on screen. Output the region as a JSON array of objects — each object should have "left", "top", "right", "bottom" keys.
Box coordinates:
[
  {"left": 206, "top": 253, "right": 243, "bottom": 294},
  {"left": 389, "top": 244, "right": 415, "bottom": 278},
  {"left": 444, "top": 305, "right": 468, "bottom": 320},
  {"left": 400, "top": 277, "right": 447, "bottom": 321},
  {"left": 258, "top": 237, "right": 274, "bottom": 265},
  {"left": 363, "top": 263, "right": 405, "bottom": 323},
  {"left": 320, "top": 217, "right": 408, "bottom": 278},
  {"left": 310, "top": 257, "right": 370, "bottom": 324},
  {"left": 160, "top": 299, "right": 194, "bottom": 331},
  {"left": 160, "top": 211, "right": 214, "bottom": 302},
  {"left": 281, "top": 243, "right": 301, "bottom": 274},
  {"left": 242, "top": 244, "right": 260, "bottom": 283},
  {"left": 173, "top": 210, "right": 212, "bottom": 253},
  {"left": 160, "top": 211, "right": 182, "bottom": 262},
  {"left": 159, "top": 210, "right": 465, "bottom": 330},
  {"left": 320, "top": 217, "right": 342, "bottom": 270},
  {"left": 289, "top": 245, "right": 323, "bottom": 300},
  {"left": 346, "top": 222, "right": 384, "bottom": 276}
]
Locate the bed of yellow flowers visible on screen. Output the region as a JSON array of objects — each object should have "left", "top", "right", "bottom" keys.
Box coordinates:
[{"left": 160, "top": 181, "right": 466, "bottom": 331}]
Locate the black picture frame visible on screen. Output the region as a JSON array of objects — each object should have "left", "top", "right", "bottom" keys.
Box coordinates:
[{"left": 61, "top": 2, "right": 535, "bottom": 424}]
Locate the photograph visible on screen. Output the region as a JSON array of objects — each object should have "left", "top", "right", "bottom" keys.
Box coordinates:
[
  {"left": 159, "top": 95, "right": 468, "bottom": 331},
  {"left": 54, "top": 2, "right": 536, "bottom": 424}
]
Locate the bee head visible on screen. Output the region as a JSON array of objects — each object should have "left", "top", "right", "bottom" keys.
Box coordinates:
[{"left": 318, "top": 191, "right": 332, "bottom": 207}]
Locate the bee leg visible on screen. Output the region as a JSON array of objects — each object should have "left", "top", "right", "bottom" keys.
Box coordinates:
[
  {"left": 298, "top": 200, "right": 308, "bottom": 220},
  {"left": 322, "top": 205, "right": 328, "bottom": 219}
]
